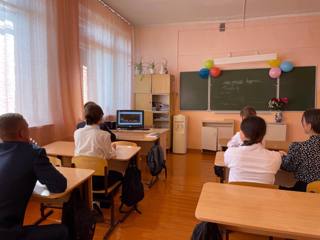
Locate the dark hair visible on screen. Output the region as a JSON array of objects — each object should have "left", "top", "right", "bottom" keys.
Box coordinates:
[
  {"left": 84, "top": 101, "right": 96, "bottom": 109},
  {"left": 0, "top": 113, "right": 27, "bottom": 139},
  {"left": 85, "top": 104, "right": 103, "bottom": 125},
  {"left": 240, "top": 106, "right": 256, "bottom": 119},
  {"left": 240, "top": 116, "right": 266, "bottom": 145},
  {"left": 302, "top": 109, "right": 320, "bottom": 134}
]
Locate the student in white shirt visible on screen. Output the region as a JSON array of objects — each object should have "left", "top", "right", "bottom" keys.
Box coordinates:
[
  {"left": 224, "top": 116, "right": 281, "bottom": 184},
  {"left": 74, "top": 104, "right": 116, "bottom": 159},
  {"left": 227, "top": 106, "right": 256, "bottom": 147},
  {"left": 74, "top": 104, "right": 121, "bottom": 210}
]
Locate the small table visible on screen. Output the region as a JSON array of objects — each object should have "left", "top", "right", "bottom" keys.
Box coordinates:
[
  {"left": 214, "top": 151, "right": 296, "bottom": 187},
  {"left": 196, "top": 182, "right": 320, "bottom": 240}
]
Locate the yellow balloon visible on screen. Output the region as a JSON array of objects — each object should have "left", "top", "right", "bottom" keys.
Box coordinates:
[
  {"left": 203, "top": 59, "right": 214, "bottom": 69},
  {"left": 267, "top": 59, "right": 281, "bottom": 67}
]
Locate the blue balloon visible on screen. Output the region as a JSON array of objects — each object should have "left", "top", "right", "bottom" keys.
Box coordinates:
[
  {"left": 199, "top": 68, "right": 209, "bottom": 79},
  {"left": 280, "top": 61, "right": 294, "bottom": 72}
]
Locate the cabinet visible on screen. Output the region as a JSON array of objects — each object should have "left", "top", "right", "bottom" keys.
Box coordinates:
[
  {"left": 201, "top": 120, "right": 235, "bottom": 151},
  {"left": 133, "top": 74, "right": 174, "bottom": 149}
]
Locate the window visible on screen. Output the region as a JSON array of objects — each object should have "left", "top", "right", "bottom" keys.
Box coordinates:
[
  {"left": 0, "top": 0, "right": 55, "bottom": 126},
  {"left": 80, "top": 2, "right": 132, "bottom": 115}
]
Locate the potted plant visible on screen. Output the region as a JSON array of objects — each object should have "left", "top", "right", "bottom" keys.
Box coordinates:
[
  {"left": 268, "top": 97, "right": 288, "bottom": 123},
  {"left": 134, "top": 61, "right": 143, "bottom": 75},
  {"left": 148, "top": 61, "right": 155, "bottom": 74}
]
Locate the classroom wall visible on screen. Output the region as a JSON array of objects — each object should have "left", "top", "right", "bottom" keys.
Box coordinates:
[{"left": 135, "top": 15, "right": 320, "bottom": 149}]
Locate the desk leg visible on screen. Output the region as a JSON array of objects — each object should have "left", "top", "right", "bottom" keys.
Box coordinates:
[{"left": 82, "top": 176, "right": 93, "bottom": 210}]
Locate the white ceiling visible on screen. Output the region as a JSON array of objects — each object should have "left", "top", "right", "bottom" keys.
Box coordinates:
[{"left": 104, "top": 0, "right": 320, "bottom": 26}]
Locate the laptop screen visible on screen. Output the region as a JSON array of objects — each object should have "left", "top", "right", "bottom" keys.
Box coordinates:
[{"left": 116, "top": 110, "right": 144, "bottom": 128}]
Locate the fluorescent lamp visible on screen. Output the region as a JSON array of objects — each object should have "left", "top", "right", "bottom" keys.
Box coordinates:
[{"left": 214, "top": 53, "right": 277, "bottom": 65}]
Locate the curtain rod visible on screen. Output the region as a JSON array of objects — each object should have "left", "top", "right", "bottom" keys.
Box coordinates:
[{"left": 98, "top": 0, "right": 131, "bottom": 25}]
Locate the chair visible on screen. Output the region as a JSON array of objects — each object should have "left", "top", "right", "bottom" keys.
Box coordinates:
[
  {"left": 307, "top": 181, "right": 320, "bottom": 193},
  {"left": 228, "top": 181, "right": 279, "bottom": 189},
  {"left": 112, "top": 141, "right": 137, "bottom": 147},
  {"left": 48, "top": 156, "right": 62, "bottom": 166},
  {"left": 72, "top": 156, "right": 122, "bottom": 238},
  {"left": 225, "top": 182, "right": 278, "bottom": 240}
]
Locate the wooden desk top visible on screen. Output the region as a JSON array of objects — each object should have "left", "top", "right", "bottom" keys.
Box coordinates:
[
  {"left": 113, "top": 128, "right": 168, "bottom": 142},
  {"left": 196, "top": 182, "right": 320, "bottom": 239},
  {"left": 214, "top": 151, "right": 225, "bottom": 167},
  {"left": 33, "top": 167, "right": 94, "bottom": 199},
  {"left": 218, "top": 138, "right": 290, "bottom": 151},
  {"left": 44, "top": 141, "right": 75, "bottom": 158},
  {"left": 43, "top": 141, "right": 141, "bottom": 161}
]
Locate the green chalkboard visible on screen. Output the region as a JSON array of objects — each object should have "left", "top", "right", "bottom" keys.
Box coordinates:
[
  {"left": 180, "top": 67, "right": 316, "bottom": 111},
  {"left": 279, "top": 66, "right": 316, "bottom": 111},
  {"left": 180, "top": 71, "right": 208, "bottom": 110},
  {"left": 210, "top": 68, "right": 276, "bottom": 111}
]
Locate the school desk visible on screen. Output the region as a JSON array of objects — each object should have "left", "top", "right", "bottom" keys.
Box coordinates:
[
  {"left": 43, "top": 141, "right": 141, "bottom": 166},
  {"left": 32, "top": 167, "right": 94, "bottom": 209},
  {"left": 214, "top": 151, "right": 296, "bottom": 187},
  {"left": 218, "top": 138, "right": 290, "bottom": 151},
  {"left": 195, "top": 182, "right": 320, "bottom": 240},
  {"left": 112, "top": 128, "right": 168, "bottom": 159}
]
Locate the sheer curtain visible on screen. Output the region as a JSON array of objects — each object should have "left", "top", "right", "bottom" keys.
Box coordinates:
[
  {"left": 0, "top": 0, "right": 84, "bottom": 144},
  {"left": 79, "top": 0, "right": 132, "bottom": 116},
  {"left": 0, "top": 0, "right": 61, "bottom": 127}
]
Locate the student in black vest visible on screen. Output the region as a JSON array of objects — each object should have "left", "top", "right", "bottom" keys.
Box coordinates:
[
  {"left": 280, "top": 109, "right": 320, "bottom": 191},
  {"left": 76, "top": 101, "right": 116, "bottom": 142},
  {"left": 0, "top": 113, "right": 68, "bottom": 240}
]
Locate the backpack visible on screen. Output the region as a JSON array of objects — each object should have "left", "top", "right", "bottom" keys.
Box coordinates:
[
  {"left": 120, "top": 161, "right": 144, "bottom": 208},
  {"left": 62, "top": 189, "right": 96, "bottom": 240},
  {"left": 147, "top": 145, "right": 166, "bottom": 176},
  {"left": 191, "top": 222, "right": 222, "bottom": 240}
]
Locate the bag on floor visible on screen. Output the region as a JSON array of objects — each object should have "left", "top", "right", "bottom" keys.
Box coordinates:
[
  {"left": 147, "top": 144, "right": 166, "bottom": 176},
  {"left": 191, "top": 222, "right": 222, "bottom": 240},
  {"left": 62, "top": 189, "right": 96, "bottom": 240},
  {"left": 120, "top": 161, "right": 144, "bottom": 208}
]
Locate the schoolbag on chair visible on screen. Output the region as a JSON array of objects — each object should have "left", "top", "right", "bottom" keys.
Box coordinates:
[{"left": 147, "top": 144, "right": 166, "bottom": 177}]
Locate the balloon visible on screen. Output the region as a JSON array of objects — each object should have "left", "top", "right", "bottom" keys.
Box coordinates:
[
  {"left": 267, "top": 59, "right": 281, "bottom": 68},
  {"left": 269, "top": 67, "right": 282, "bottom": 78},
  {"left": 210, "top": 67, "right": 221, "bottom": 78},
  {"left": 199, "top": 68, "right": 210, "bottom": 79},
  {"left": 203, "top": 59, "right": 214, "bottom": 69},
  {"left": 280, "top": 61, "right": 294, "bottom": 72}
]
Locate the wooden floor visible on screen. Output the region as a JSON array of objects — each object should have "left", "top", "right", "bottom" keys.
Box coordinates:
[{"left": 24, "top": 151, "right": 283, "bottom": 240}]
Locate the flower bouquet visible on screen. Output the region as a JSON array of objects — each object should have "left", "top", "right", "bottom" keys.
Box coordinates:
[{"left": 268, "top": 97, "right": 288, "bottom": 111}]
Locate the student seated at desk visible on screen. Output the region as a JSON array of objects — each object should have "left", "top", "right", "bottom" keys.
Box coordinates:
[
  {"left": 0, "top": 113, "right": 68, "bottom": 240},
  {"left": 281, "top": 109, "right": 320, "bottom": 192},
  {"left": 76, "top": 101, "right": 116, "bottom": 142},
  {"left": 224, "top": 116, "right": 281, "bottom": 184},
  {"left": 74, "top": 104, "right": 122, "bottom": 203},
  {"left": 227, "top": 106, "right": 256, "bottom": 147}
]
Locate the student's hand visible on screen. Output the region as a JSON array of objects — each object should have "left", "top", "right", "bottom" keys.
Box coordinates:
[{"left": 279, "top": 151, "right": 287, "bottom": 157}]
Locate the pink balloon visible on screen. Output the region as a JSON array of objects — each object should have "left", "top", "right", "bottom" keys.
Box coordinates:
[{"left": 269, "top": 67, "right": 282, "bottom": 79}]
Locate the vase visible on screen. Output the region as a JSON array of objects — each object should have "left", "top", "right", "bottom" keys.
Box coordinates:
[{"left": 275, "top": 111, "right": 283, "bottom": 123}]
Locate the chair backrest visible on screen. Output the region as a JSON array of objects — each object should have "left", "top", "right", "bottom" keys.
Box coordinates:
[
  {"left": 48, "top": 156, "right": 62, "bottom": 167},
  {"left": 113, "top": 141, "right": 137, "bottom": 147},
  {"left": 71, "top": 156, "right": 107, "bottom": 176},
  {"left": 307, "top": 181, "right": 320, "bottom": 193},
  {"left": 229, "top": 181, "right": 279, "bottom": 189}
]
